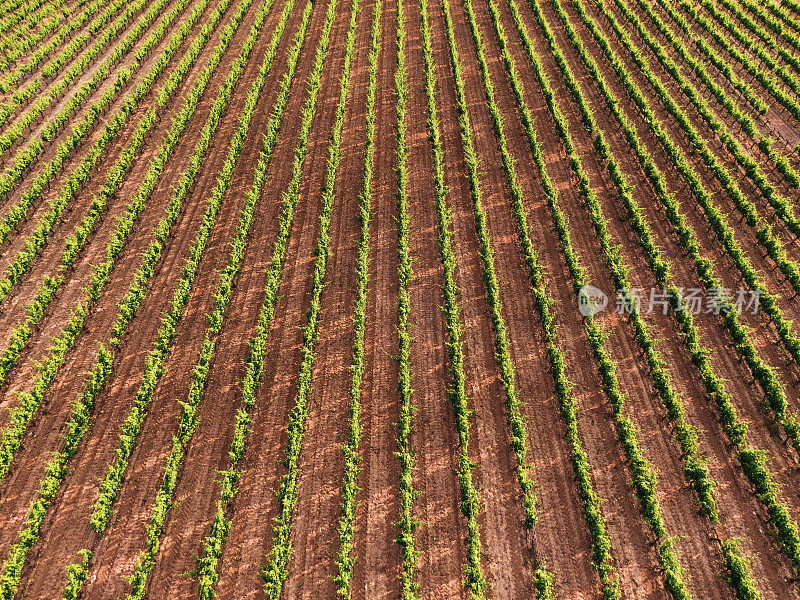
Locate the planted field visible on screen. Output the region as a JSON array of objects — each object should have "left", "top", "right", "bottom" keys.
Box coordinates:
[{"left": 0, "top": 0, "right": 800, "bottom": 597}]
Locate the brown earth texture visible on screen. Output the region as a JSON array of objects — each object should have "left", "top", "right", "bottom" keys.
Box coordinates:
[{"left": 0, "top": 0, "right": 799, "bottom": 597}]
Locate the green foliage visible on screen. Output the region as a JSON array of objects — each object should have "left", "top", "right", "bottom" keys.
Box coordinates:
[
  {"left": 60, "top": 549, "right": 92, "bottom": 600},
  {"left": 0, "top": 0, "right": 238, "bottom": 487},
  {"left": 392, "top": 0, "right": 421, "bottom": 596},
  {"left": 460, "top": 0, "right": 545, "bottom": 536},
  {"left": 592, "top": 0, "right": 800, "bottom": 391},
  {"left": 552, "top": 0, "right": 800, "bottom": 578},
  {"left": 0, "top": 0, "right": 82, "bottom": 74},
  {"left": 0, "top": 0, "right": 196, "bottom": 313},
  {"left": 674, "top": 0, "right": 800, "bottom": 121},
  {"left": 247, "top": 1, "right": 349, "bottom": 597},
  {"left": 0, "top": 0, "right": 283, "bottom": 595},
  {"left": 602, "top": 0, "right": 800, "bottom": 468},
  {"left": 721, "top": 539, "right": 763, "bottom": 600},
  {"left": 431, "top": 0, "right": 564, "bottom": 594},
  {"left": 628, "top": 0, "right": 796, "bottom": 189},
  {"left": 0, "top": 0, "right": 107, "bottom": 93},
  {"left": 334, "top": 1, "right": 382, "bottom": 596},
  {"left": 192, "top": 2, "right": 312, "bottom": 596},
  {"left": 90, "top": 0, "right": 283, "bottom": 537},
  {"left": 494, "top": 0, "right": 692, "bottom": 597}
]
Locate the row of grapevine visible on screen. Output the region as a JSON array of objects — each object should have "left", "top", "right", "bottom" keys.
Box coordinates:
[
  {"left": 607, "top": 0, "right": 800, "bottom": 376},
  {"left": 669, "top": 0, "right": 768, "bottom": 115},
  {"left": 537, "top": 0, "right": 770, "bottom": 595},
  {"left": 515, "top": 0, "right": 756, "bottom": 596},
  {"left": 490, "top": 1, "right": 622, "bottom": 597},
  {"left": 0, "top": 0, "right": 244, "bottom": 487},
  {"left": 59, "top": 549, "right": 91, "bottom": 600},
  {"left": 549, "top": 0, "right": 800, "bottom": 575},
  {"left": 122, "top": 3, "right": 316, "bottom": 596},
  {"left": 426, "top": 0, "right": 556, "bottom": 595},
  {"left": 261, "top": 2, "right": 367, "bottom": 596},
  {"left": 0, "top": 343, "right": 114, "bottom": 599},
  {"left": 392, "top": 0, "right": 420, "bottom": 597},
  {"left": 0, "top": 0, "right": 74, "bottom": 45},
  {"left": 0, "top": 0, "right": 34, "bottom": 18},
  {"left": 632, "top": 0, "right": 796, "bottom": 186},
  {"left": 471, "top": 0, "right": 695, "bottom": 597},
  {"left": 777, "top": 0, "right": 800, "bottom": 19},
  {"left": 0, "top": 0, "right": 226, "bottom": 405},
  {"left": 0, "top": 0, "right": 83, "bottom": 75},
  {"left": 438, "top": 0, "right": 529, "bottom": 595},
  {"left": 0, "top": 0, "right": 74, "bottom": 71},
  {"left": 68, "top": 0, "right": 292, "bottom": 571},
  {"left": 0, "top": 0, "right": 178, "bottom": 224},
  {"left": 0, "top": 0, "right": 31, "bottom": 26},
  {"left": 0, "top": 0, "right": 109, "bottom": 93},
  {"left": 599, "top": 0, "right": 800, "bottom": 305},
  {"left": 0, "top": 0, "right": 54, "bottom": 49},
  {"left": 524, "top": 0, "right": 720, "bottom": 522},
  {"left": 586, "top": 0, "right": 800, "bottom": 453},
  {"left": 333, "top": 0, "right": 381, "bottom": 596},
  {"left": 0, "top": 0, "right": 267, "bottom": 591},
  {"left": 186, "top": 4, "right": 314, "bottom": 598},
  {"left": 458, "top": 0, "right": 545, "bottom": 536},
  {"left": 578, "top": 0, "right": 800, "bottom": 452},
  {"left": 0, "top": 0, "right": 121, "bottom": 113},
  {"left": 695, "top": 0, "right": 800, "bottom": 104},
  {"left": 0, "top": 0, "right": 155, "bottom": 241},
  {"left": 673, "top": 0, "right": 800, "bottom": 123},
  {"left": 0, "top": 0, "right": 195, "bottom": 311},
  {"left": 755, "top": 0, "right": 800, "bottom": 41},
  {"left": 710, "top": 0, "right": 800, "bottom": 80},
  {"left": 0, "top": 0, "right": 177, "bottom": 161},
  {"left": 0, "top": 0, "right": 50, "bottom": 39},
  {"left": 84, "top": 0, "right": 280, "bottom": 534},
  {"left": 734, "top": 0, "right": 800, "bottom": 55}
]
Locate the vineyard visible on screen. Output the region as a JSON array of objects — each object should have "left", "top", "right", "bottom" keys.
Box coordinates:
[{"left": 0, "top": 0, "right": 800, "bottom": 596}]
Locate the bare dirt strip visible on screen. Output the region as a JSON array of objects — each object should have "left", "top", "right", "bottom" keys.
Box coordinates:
[
  {"left": 511, "top": 0, "right": 800, "bottom": 595},
  {"left": 0, "top": 0, "right": 90, "bottom": 71},
  {"left": 0, "top": 0, "right": 195, "bottom": 261},
  {"left": 562, "top": 0, "right": 800, "bottom": 520},
  {"left": 346, "top": 0, "right": 404, "bottom": 594},
  {"left": 0, "top": 0, "right": 172, "bottom": 163},
  {"left": 467, "top": 0, "right": 714, "bottom": 597},
  {"left": 489, "top": 0, "right": 743, "bottom": 596},
  {"left": 188, "top": 2, "right": 364, "bottom": 598},
  {"left": 626, "top": 0, "right": 800, "bottom": 214},
  {"left": 9, "top": 1, "right": 312, "bottom": 598},
  {"left": 0, "top": 0, "right": 118, "bottom": 103},
  {"left": 73, "top": 1, "right": 341, "bottom": 597},
  {"left": 0, "top": 0, "right": 268, "bottom": 562},
  {"left": 0, "top": 0, "right": 219, "bottom": 381}
]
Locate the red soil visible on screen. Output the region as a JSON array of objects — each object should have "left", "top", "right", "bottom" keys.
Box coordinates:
[{"left": 0, "top": 0, "right": 798, "bottom": 597}]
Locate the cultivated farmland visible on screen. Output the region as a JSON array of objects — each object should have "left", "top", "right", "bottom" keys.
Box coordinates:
[{"left": 0, "top": 0, "right": 799, "bottom": 596}]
